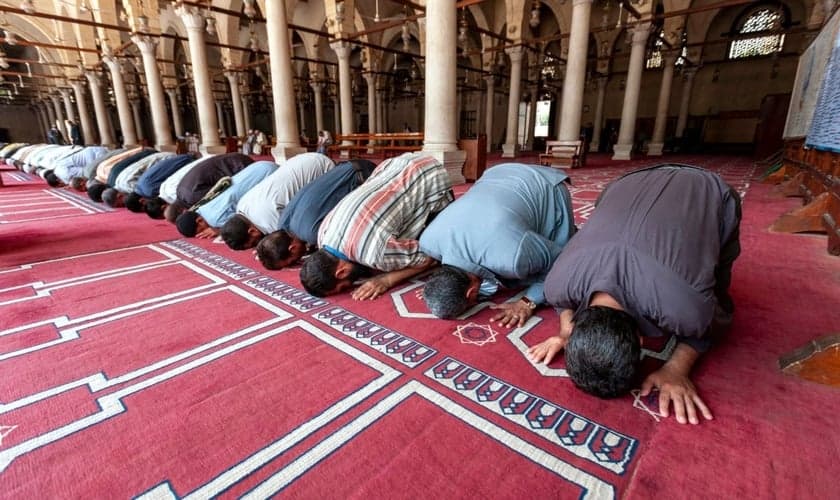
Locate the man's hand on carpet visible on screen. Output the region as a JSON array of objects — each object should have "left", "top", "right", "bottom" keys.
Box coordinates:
[
  {"left": 641, "top": 367, "right": 713, "bottom": 425},
  {"left": 527, "top": 336, "right": 567, "bottom": 364},
  {"left": 490, "top": 300, "right": 534, "bottom": 328},
  {"left": 352, "top": 276, "right": 391, "bottom": 301},
  {"left": 195, "top": 227, "right": 220, "bottom": 239}
]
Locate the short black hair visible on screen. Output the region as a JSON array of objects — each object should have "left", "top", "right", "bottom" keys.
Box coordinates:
[
  {"left": 175, "top": 211, "right": 200, "bottom": 237},
  {"left": 565, "top": 306, "right": 641, "bottom": 399},
  {"left": 45, "top": 171, "right": 62, "bottom": 187},
  {"left": 164, "top": 202, "right": 186, "bottom": 223},
  {"left": 300, "top": 249, "right": 339, "bottom": 297},
  {"left": 221, "top": 214, "right": 253, "bottom": 250},
  {"left": 144, "top": 197, "right": 167, "bottom": 219},
  {"left": 102, "top": 188, "right": 121, "bottom": 207},
  {"left": 256, "top": 230, "right": 292, "bottom": 270},
  {"left": 87, "top": 181, "right": 108, "bottom": 202},
  {"left": 70, "top": 177, "right": 86, "bottom": 190},
  {"left": 423, "top": 265, "right": 472, "bottom": 319},
  {"left": 125, "top": 192, "right": 144, "bottom": 213}
]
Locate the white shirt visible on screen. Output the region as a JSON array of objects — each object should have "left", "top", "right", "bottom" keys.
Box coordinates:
[
  {"left": 114, "top": 152, "right": 174, "bottom": 193},
  {"left": 158, "top": 156, "right": 211, "bottom": 203},
  {"left": 236, "top": 153, "right": 335, "bottom": 234}
]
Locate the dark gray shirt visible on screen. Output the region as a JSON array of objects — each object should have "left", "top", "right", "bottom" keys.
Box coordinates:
[{"left": 544, "top": 165, "right": 741, "bottom": 352}]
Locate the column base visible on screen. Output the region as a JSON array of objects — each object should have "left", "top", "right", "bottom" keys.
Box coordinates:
[
  {"left": 272, "top": 145, "right": 307, "bottom": 163},
  {"left": 589, "top": 142, "right": 600, "bottom": 153},
  {"left": 647, "top": 142, "right": 664, "bottom": 156},
  {"left": 200, "top": 144, "right": 228, "bottom": 156},
  {"left": 157, "top": 144, "right": 178, "bottom": 153},
  {"left": 422, "top": 148, "right": 467, "bottom": 185},
  {"left": 501, "top": 143, "right": 519, "bottom": 158},
  {"left": 612, "top": 143, "right": 633, "bottom": 161}
]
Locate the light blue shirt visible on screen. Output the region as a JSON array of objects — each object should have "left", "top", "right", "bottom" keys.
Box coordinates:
[
  {"left": 53, "top": 146, "right": 110, "bottom": 183},
  {"left": 419, "top": 163, "right": 575, "bottom": 304},
  {"left": 197, "top": 160, "right": 278, "bottom": 228}
]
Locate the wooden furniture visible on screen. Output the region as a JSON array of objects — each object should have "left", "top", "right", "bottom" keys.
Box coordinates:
[
  {"left": 539, "top": 140, "right": 583, "bottom": 169},
  {"left": 329, "top": 132, "right": 424, "bottom": 159},
  {"left": 459, "top": 135, "right": 487, "bottom": 182},
  {"left": 768, "top": 138, "right": 840, "bottom": 255}
]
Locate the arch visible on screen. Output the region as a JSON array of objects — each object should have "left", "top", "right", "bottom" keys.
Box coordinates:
[{"left": 727, "top": 2, "right": 790, "bottom": 59}]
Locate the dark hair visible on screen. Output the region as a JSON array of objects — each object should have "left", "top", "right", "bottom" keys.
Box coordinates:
[
  {"left": 70, "top": 177, "right": 86, "bottom": 190},
  {"left": 256, "top": 230, "right": 292, "bottom": 270},
  {"left": 300, "top": 249, "right": 339, "bottom": 297},
  {"left": 221, "top": 214, "right": 253, "bottom": 250},
  {"left": 175, "top": 211, "right": 200, "bottom": 237},
  {"left": 144, "top": 197, "right": 167, "bottom": 219},
  {"left": 45, "top": 171, "right": 62, "bottom": 187},
  {"left": 87, "top": 181, "right": 108, "bottom": 202},
  {"left": 423, "top": 265, "right": 472, "bottom": 319},
  {"left": 125, "top": 192, "right": 144, "bottom": 213},
  {"left": 566, "top": 306, "right": 641, "bottom": 399},
  {"left": 102, "top": 188, "right": 121, "bottom": 207},
  {"left": 164, "top": 202, "right": 186, "bottom": 223}
]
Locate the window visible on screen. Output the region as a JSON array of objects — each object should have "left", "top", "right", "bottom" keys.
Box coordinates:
[{"left": 729, "top": 6, "right": 786, "bottom": 59}]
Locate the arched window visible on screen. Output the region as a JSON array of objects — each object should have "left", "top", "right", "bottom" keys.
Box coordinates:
[{"left": 728, "top": 4, "right": 788, "bottom": 59}]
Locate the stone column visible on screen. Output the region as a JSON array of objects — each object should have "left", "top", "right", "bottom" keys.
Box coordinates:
[
  {"left": 675, "top": 67, "right": 697, "bottom": 139},
  {"left": 559, "top": 0, "right": 593, "bottom": 141},
  {"left": 50, "top": 95, "right": 65, "bottom": 129},
  {"left": 33, "top": 105, "right": 46, "bottom": 140},
  {"left": 242, "top": 95, "right": 252, "bottom": 132},
  {"left": 648, "top": 51, "right": 678, "bottom": 156},
  {"left": 102, "top": 53, "right": 138, "bottom": 147},
  {"left": 311, "top": 81, "right": 324, "bottom": 133},
  {"left": 215, "top": 101, "right": 226, "bottom": 137},
  {"left": 43, "top": 99, "right": 56, "bottom": 128},
  {"left": 165, "top": 87, "right": 184, "bottom": 138},
  {"left": 376, "top": 89, "right": 385, "bottom": 133},
  {"left": 589, "top": 76, "right": 608, "bottom": 152},
  {"left": 264, "top": 0, "right": 304, "bottom": 160},
  {"left": 85, "top": 71, "right": 115, "bottom": 146},
  {"left": 297, "top": 97, "right": 306, "bottom": 136},
  {"left": 176, "top": 4, "right": 223, "bottom": 154},
  {"left": 364, "top": 73, "right": 376, "bottom": 134},
  {"left": 59, "top": 89, "right": 76, "bottom": 123},
  {"left": 130, "top": 99, "right": 145, "bottom": 141},
  {"left": 134, "top": 35, "right": 174, "bottom": 150},
  {"left": 332, "top": 95, "right": 341, "bottom": 135},
  {"left": 502, "top": 46, "right": 525, "bottom": 158},
  {"left": 613, "top": 22, "right": 651, "bottom": 160},
  {"left": 225, "top": 72, "right": 246, "bottom": 137},
  {"left": 422, "top": 0, "right": 466, "bottom": 183},
  {"left": 526, "top": 85, "right": 538, "bottom": 150},
  {"left": 484, "top": 75, "right": 495, "bottom": 153},
  {"left": 70, "top": 80, "right": 96, "bottom": 145},
  {"left": 332, "top": 41, "right": 354, "bottom": 149}
]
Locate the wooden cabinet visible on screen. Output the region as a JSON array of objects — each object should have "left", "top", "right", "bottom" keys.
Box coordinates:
[{"left": 459, "top": 135, "right": 487, "bottom": 182}]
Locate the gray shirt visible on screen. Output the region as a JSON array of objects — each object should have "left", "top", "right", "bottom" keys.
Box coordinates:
[{"left": 544, "top": 165, "right": 741, "bottom": 352}]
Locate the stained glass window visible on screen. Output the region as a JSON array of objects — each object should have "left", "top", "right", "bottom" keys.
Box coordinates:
[{"left": 729, "top": 7, "right": 785, "bottom": 59}]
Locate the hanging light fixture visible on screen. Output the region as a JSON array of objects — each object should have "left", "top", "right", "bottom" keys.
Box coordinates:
[
  {"left": 20, "top": 0, "right": 35, "bottom": 14},
  {"left": 335, "top": 2, "right": 345, "bottom": 25},
  {"left": 4, "top": 30, "right": 18, "bottom": 46},
  {"left": 401, "top": 24, "right": 410, "bottom": 51},
  {"left": 137, "top": 14, "right": 150, "bottom": 34},
  {"left": 529, "top": 1, "right": 540, "bottom": 29},
  {"left": 243, "top": 0, "right": 257, "bottom": 19},
  {"left": 206, "top": 16, "right": 217, "bottom": 37},
  {"left": 0, "top": 50, "right": 8, "bottom": 69},
  {"left": 458, "top": 9, "right": 467, "bottom": 44},
  {"left": 249, "top": 30, "right": 260, "bottom": 52}
]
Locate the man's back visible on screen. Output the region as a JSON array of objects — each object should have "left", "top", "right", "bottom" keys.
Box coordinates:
[{"left": 176, "top": 153, "right": 253, "bottom": 206}]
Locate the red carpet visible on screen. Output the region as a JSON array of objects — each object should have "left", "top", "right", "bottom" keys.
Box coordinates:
[{"left": 1, "top": 155, "right": 838, "bottom": 498}]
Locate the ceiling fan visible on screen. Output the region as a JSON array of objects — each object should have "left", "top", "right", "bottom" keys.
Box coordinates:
[{"left": 359, "top": 0, "right": 405, "bottom": 24}]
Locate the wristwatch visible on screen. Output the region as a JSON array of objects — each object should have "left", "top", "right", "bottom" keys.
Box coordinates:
[{"left": 520, "top": 296, "right": 538, "bottom": 310}]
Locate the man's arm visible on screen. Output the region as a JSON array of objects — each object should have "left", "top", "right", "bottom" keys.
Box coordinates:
[
  {"left": 640, "top": 343, "right": 713, "bottom": 425},
  {"left": 352, "top": 258, "right": 438, "bottom": 300},
  {"left": 526, "top": 308, "right": 575, "bottom": 363}
]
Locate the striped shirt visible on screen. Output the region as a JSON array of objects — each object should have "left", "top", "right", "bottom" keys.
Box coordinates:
[{"left": 318, "top": 152, "right": 454, "bottom": 272}]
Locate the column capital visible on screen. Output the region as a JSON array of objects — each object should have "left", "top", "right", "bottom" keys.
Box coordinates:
[
  {"left": 331, "top": 40, "right": 352, "bottom": 59},
  {"left": 363, "top": 73, "right": 377, "bottom": 86},
  {"left": 224, "top": 71, "right": 239, "bottom": 84},
  {"left": 132, "top": 34, "right": 158, "bottom": 55},
  {"left": 69, "top": 80, "right": 85, "bottom": 91},
  {"left": 310, "top": 80, "right": 324, "bottom": 92},
  {"left": 164, "top": 86, "right": 177, "bottom": 95},
  {"left": 629, "top": 22, "right": 652, "bottom": 46},
  {"left": 84, "top": 71, "right": 101, "bottom": 86},
  {"left": 102, "top": 55, "right": 121, "bottom": 73},
  {"left": 175, "top": 5, "right": 206, "bottom": 31},
  {"left": 58, "top": 88, "right": 72, "bottom": 98},
  {"left": 505, "top": 45, "right": 526, "bottom": 62}
]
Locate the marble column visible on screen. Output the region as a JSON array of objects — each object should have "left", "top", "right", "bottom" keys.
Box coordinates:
[
  {"left": 215, "top": 101, "right": 226, "bottom": 137},
  {"left": 589, "top": 76, "right": 608, "bottom": 152},
  {"left": 176, "top": 4, "right": 223, "bottom": 154},
  {"left": 648, "top": 51, "right": 678, "bottom": 156},
  {"left": 298, "top": 98, "right": 306, "bottom": 136},
  {"left": 85, "top": 72, "right": 115, "bottom": 146},
  {"left": 70, "top": 80, "right": 96, "bottom": 145},
  {"left": 525, "top": 85, "right": 538, "bottom": 150},
  {"left": 376, "top": 89, "right": 385, "bottom": 133},
  {"left": 130, "top": 99, "right": 145, "bottom": 142},
  {"left": 165, "top": 87, "right": 185, "bottom": 138},
  {"left": 59, "top": 89, "right": 76, "bottom": 123},
  {"left": 364, "top": 74, "right": 376, "bottom": 134},
  {"left": 559, "top": 0, "right": 593, "bottom": 141},
  {"left": 265, "top": 0, "right": 304, "bottom": 160},
  {"left": 484, "top": 75, "right": 495, "bottom": 153},
  {"left": 134, "top": 35, "right": 174, "bottom": 150},
  {"left": 43, "top": 99, "right": 56, "bottom": 129},
  {"left": 332, "top": 41, "right": 354, "bottom": 150},
  {"left": 613, "top": 22, "right": 651, "bottom": 160},
  {"left": 675, "top": 67, "right": 697, "bottom": 139},
  {"left": 333, "top": 96, "right": 341, "bottom": 135},
  {"left": 102, "top": 53, "right": 138, "bottom": 147},
  {"left": 242, "top": 95, "right": 252, "bottom": 132},
  {"left": 50, "top": 95, "right": 65, "bottom": 129},
  {"left": 502, "top": 46, "right": 525, "bottom": 158},
  {"left": 225, "top": 72, "right": 246, "bottom": 137},
  {"left": 311, "top": 81, "right": 324, "bottom": 134},
  {"left": 422, "top": 0, "right": 465, "bottom": 183}
]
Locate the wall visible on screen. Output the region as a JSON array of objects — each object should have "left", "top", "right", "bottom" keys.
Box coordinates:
[{"left": 0, "top": 104, "right": 46, "bottom": 143}]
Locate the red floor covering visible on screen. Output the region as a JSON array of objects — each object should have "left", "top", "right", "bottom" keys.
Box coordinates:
[{"left": 1, "top": 155, "right": 838, "bottom": 498}]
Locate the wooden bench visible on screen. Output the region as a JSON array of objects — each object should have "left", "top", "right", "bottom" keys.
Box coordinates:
[
  {"left": 767, "top": 138, "right": 840, "bottom": 255},
  {"left": 329, "top": 132, "right": 424, "bottom": 159},
  {"left": 539, "top": 140, "right": 584, "bottom": 169}
]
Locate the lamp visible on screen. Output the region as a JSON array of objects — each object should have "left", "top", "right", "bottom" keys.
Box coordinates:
[
  {"left": 4, "top": 30, "right": 17, "bottom": 46},
  {"left": 206, "top": 16, "right": 217, "bottom": 37},
  {"left": 243, "top": 0, "right": 257, "bottom": 19},
  {"left": 529, "top": 1, "right": 540, "bottom": 29},
  {"left": 458, "top": 10, "right": 467, "bottom": 44},
  {"left": 137, "top": 14, "right": 150, "bottom": 34},
  {"left": 401, "top": 24, "right": 410, "bottom": 51},
  {"left": 20, "top": 0, "right": 35, "bottom": 14},
  {"left": 249, "top": 31, "right": 260, "bottom": 52}
]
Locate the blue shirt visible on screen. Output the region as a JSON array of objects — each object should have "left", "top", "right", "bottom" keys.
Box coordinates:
[
  {"left": 106, "top": 149, "right": 158, "bottom": 187},
  {"left": 278, "top": 159, "right": 375, "bottom": 245},
  {"left": 52, "top": 146, "right": 110, "bottom": 183},
  {"left": 134, "top": 154, "right": 196, "bottom": 198},
  {"left": 197, "top": 160, "right": 278, "bottom": 227},
  {"left": 419, "top": 163, "right": 575, "bottom": 304}
]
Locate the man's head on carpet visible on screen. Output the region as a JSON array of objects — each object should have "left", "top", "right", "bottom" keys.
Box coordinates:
[
  {"left": 125, "top": 192, "right": 145, "bottom": 213},
  {"left": 423, "top": 265, "right": 481, "bottom": 319},
  {"left": 144, "top": 197, "right": 168, "bottom": 219},
  {"left": 566, "top": 305, "right": 641, "bottom": 399},
  {"left": 164, "top": 202, "right": 186, "bottom": 223},
  {"left": 175, "top": 211, "right": 210, "bottom": 238},
  {"left": 45, "top": 171, "right": 64, "bottom": 188},
  {"left": 255, "top": 230, "right": 309, "bottom": 270},
  {"left": 87, "top": 181, "right": 108, "bottom": 202},
  {"left": 221, "top": 215, "right": 264, "bottom": 250},
  {"left": 102, "top": 188, "right": 125, "bottom": 208},
  {"left": 300, "top": 250, "right": 367, "bottom": 297},
  {"left": 70, "top": 177, "right": 87, "bottom": 191}
]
